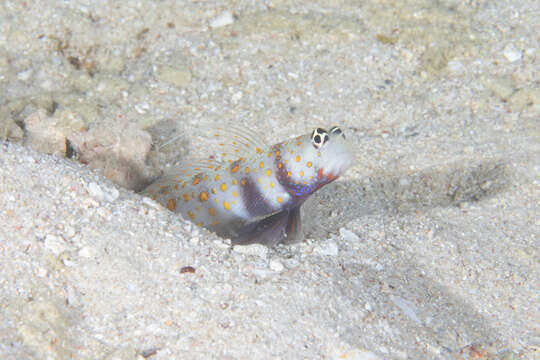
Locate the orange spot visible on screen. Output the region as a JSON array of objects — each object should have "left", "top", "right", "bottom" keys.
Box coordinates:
[
  {"left": 253, "top": 168, "right": 258, "bottom": 173},
  {"left": 215, "top": 174, "right": 220, "bottom": 181},
  {"left": 211, "top": 219, "right": 219, "bottom": 226},
  {"left": 287, "top": 171, "right": 291, "bottom": 177},
  {"left": 256, "top": 147, "right": 262, "bottom": 154},
  {"left": 196, "top": 222, "right": 203, "bottom": 227},
  {"left": 220, "top": 183, "right": 227, "bottom": 192},
  {"left": 208, "top": 208, "right": 216, "bottom": 216},
  {"left": 266, "top": 169, "right": 272, "bottom": 176},
  {"left": 183, "top": 193, "right": 190, "bottom": 202},
  {"left": 317, "top": 152, "right": 321, "bottom": 157},
  {"left": 275, "top": 150, "right": 280, "bottom": 157},
  {"left": 188, "top": 211, "right": 195, "bottom": 220},
  {"left": 231, "top": 164, "right": 239, "bottom": 173},
  {"left": 203, "top": 175, "right": 208, "bottom": 181},
  {"left": 278, "top": 163, "right": 282, "bottom": 169},
  {"left": 232, "top": 191, "right": 238, "bottom": 197},
  {"left": 199, "top": 192, "right": 209, "bottom": 201},
  {"left": 277, "top": 196, "right": 283, "bottom": 204},
  {"left": 267, "top": 152, "right": 272, "bottom": 158},
  {"left": 296, "top": 155, "right": 301, "bottom": 162},
  {"left": 223, "top": 201, "right": 231, "bottom": 210},
  {"left": 240, "top": 179, "right": 247, "bottom": 186},
  {"left": 317, "top": 168, "right": 324, "bottom": 180},
  {"left": 211, "top": 188, "right": 217, "bottom": 194},
  {"left": 307, "top": 161, "right": 312, "bottom": 168},
  {"left": 269, "top": 181, "right": 274, "bottom": 188},
  {"left": 167, "top": 199, "right": 177, "bottom": 211},
  {"left": 300, "top": 171, "right": 304, "bottom": 177},
  {"left": 193, "top": 177, "right": 200, "bottom": 185},
  {"left": 297, "top": 141, "right": 302, "bottom": 145},
  {"left": 245, "top": 167, "right": 250, "bottom": 174},
  {"left": 160, "top": 186, "right": 169, "bottom": 195},
  {"left": 232, "top": 179, "right": 238, "bottom": 185},
  {"left": 182, "top": 182, "right": 187, "bottom": 188},
  {"left": 259, "top": 161, "right": 265, "bottom": 168}
]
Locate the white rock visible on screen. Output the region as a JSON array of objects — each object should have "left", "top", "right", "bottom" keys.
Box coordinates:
[
  {"left": 503, "top": 43, "right": 522, "bottom": 62},
  {"left": 44, "top": 234, "right": 67, "bottom": 255},
  {"left": 87, "top": 182, "right": 119, "bottom": 202},
  {"left": 314, "top": 240, "right": 339, "bottom": 256},
  {"left": 78, "top": 246, "right": 97, "bottom": 258},
  {"left": 283, "top": 258, "right": 300, "bottom": 269},
  {"left": 231, "top": 91, "right": 243, "bottom": 104},
  {"left": 339, "top": 228, "right": 360, "bottom": 242},
  {"left": 233, "top": 244, "right": 268, "bottom": 259},
  {"left": 210, "top": 11, "right": 234, "bottom": 28},
  {"left": 269, "top": 259, "right": 284, "bottom": 272},
  {"left": 88, "top": 182, "right": 105, "bottom": 201},
  {"left": 17, "top": 68, "right": 33, "bottom": 81}
]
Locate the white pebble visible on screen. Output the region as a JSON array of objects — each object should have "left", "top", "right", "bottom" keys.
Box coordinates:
[
  {"left": 269, "top": 259, "right": 284, "bottom": 272},
  {"left": 17, "top": 68, "right": 33, "bottom": 81},
  {"left": 44, "top": 234, "right": 67, "bottom": 255},
  {"left": 233, "top": 244, "right": 268, "bottom": 259},
  {"left": 87, "top": 182, "right": 119, "bottom": 202},
  {"left": 503, "top": 43, "right": 522, "bottom": 62},
  {"left": 283, "top": 258, "right": 300, "bottom": 269},
  {"left": 314, "top": 240, "right": 339, "bottom": 256},
  {"left": 231, "top": 91, "right": 243, "bottom": 104},
  {"left": 78, "top": 246, "right": 97, "bottom": 258},
  {"left": 339, "top": 228, "right": 360, "bottom": 242},
  {"left": 210, "top": 11, "right": 234, "bottom": 28},
  {"left": 88, "top": 182, "right": 105, "bottom": 201}
]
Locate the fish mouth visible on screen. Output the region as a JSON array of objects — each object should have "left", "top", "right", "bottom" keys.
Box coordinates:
[{"left": 319, "top": 152, "right": 353, "bottom": 182}]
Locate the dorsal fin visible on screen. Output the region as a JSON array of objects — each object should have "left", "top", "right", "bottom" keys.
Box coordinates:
[{"left": 211, "top": 124, "right": 269, "bottom": 162}]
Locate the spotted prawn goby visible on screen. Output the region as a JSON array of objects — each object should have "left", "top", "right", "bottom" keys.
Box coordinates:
[{"left": 142, "top": 126, "right": 353, "bottom": 246}]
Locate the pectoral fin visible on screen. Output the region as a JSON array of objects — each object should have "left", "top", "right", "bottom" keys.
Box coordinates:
[{"left": 233, "top": 206, "right": 303, "bottom": 246}]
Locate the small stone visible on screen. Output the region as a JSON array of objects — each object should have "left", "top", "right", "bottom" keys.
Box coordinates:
[
  {"left": 17, "top": 68, "right": 33, "bottom": 81},
  {"left": 283, "top": 258, "right": 300, "bottom": 269},
  {"left": 231, "top": 91, "right": 243, "bottom": 104},
  {"left": 233, "top": 244, "right": 269, "bottom": 259},
  {"left": 210, "top": 11, "right": 234, "bottom": 28},
  {"left": 481, "top": 76, "right": 514, "bottom": 101},
  {"left": 503, "top": 43, "right": 522, "bottom": 62},
  {"left": 314, "top": 240, "right": 339, "bottom": 256},
  {"left": 78, "top": 246, "right": 97, "bottom": 258},
  {"left": 87, "top": 182, "right": 119, "bottom": 202},
  {"left": 339, "top": 228, "right": 360, "bottom": 242},
  {"left": 23, "top": 109, "right": 67, "bottom": 155},
  {"left": 87, "top": 182, "right": 105, "bottom": 202},
  {"left": 44, "top": 234, "right": 67, "bottom": 255},
  {"left": 269, "top": 259, "right": 284, "bottom": 272},
  {"left": 155, "top": 65, "right": 192, "bottom": 88}
]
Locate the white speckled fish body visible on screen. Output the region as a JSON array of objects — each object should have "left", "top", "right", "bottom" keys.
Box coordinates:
[{"left": 143, "top": 126, "right": 353, "bottom": 245}]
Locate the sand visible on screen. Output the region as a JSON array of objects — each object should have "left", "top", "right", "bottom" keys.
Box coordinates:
[{"left": 0, "top": 1, "right": 538, "bottom": 359}]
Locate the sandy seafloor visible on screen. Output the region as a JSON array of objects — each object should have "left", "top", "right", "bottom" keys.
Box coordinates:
[{"left": 0, "top": 1, "right": 539, "bottom": 359}]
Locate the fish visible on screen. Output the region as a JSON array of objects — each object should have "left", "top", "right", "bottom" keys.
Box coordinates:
[{"left": 142, "top": 125, "right": 353, "bottom": 246}]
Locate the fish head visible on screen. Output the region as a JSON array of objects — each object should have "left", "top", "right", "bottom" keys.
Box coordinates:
[{"left": 277, "top": 126, "right": 353, "bottom": 196}]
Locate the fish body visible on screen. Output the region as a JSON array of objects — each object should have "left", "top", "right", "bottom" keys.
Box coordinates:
[{"left": 143, "top": 126, "right": 353, "bottom": 245}]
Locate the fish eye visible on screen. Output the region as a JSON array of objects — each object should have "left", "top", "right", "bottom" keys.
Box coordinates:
[
  {"left": 311, "top": 127, "right": 329, "bottom": 149},
  {"left": 329, "top": 126, "right": 345, "bottom": 139}
]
